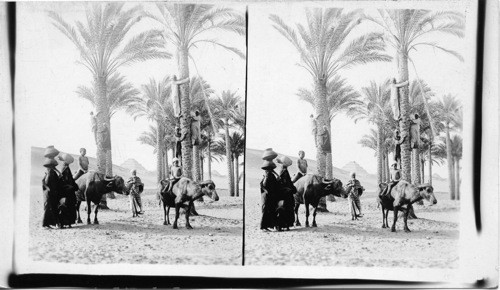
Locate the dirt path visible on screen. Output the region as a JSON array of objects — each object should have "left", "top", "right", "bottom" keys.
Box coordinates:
[
  {"left": 245, "top": 189, "right": 459, "bottom": 268},
  {"left": 29, "top": 187, "right": 243, "bottom": 265}
]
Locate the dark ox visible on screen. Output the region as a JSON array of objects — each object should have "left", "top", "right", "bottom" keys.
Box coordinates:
[
  {"left": 159, "top": 178, "right": 218, "bottom": 229},
  {"left": 75, "top": 171, "right": 129, "bottom": 224},
  {"left": 293, "top": 174, "right": 347, "bottom": 227},
  {"left": 377, "top": 181, "right": 437, "bottom": 232}
]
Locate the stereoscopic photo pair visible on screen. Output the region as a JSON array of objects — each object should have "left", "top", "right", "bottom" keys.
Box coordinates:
[{"left": 0, "top": 0, "right": 497, "bottom": 287}]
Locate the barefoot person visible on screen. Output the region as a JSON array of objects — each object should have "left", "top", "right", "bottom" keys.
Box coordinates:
[
  {"left": 345, "top": 172, "right": 364, "bottom": 219},
  {"left": 171, "top": 75, "right": 189, "bottom": 120},
  {"left": 393, "top": 129, "right": 406, "bottom": 169},
  {"left": 381, "top": 163, "right": 401, "bottom": 197},
  {"left": 292, "top": 150, "right": 308, "bottom": 183},
  {"left": 163, "top": 158, "right": 183, "bottom": 195},
  {"left": 127, "top": 169, "right": 144, "bottom": 217},
  {"left": 73, "top": 148, "right": 89, "bottom": 180}
]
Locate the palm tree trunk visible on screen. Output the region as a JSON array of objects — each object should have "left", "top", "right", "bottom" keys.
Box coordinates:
[
  {"left": 377, "top": 125, "right": 383, "bottom": 185},
  {"left": 95, "top": 75, "right": 109, "bottom": 209},
  {"left": 445, "top": 125, "right": 455, "bottom": 199},
  {"left": 167, "top": 147, "right": 170, "bottom": 179},
  {"left": 412, "top": 148, "right": 421, "bottom": 185},
  {"left": 105, "top": 116, "right": 115, "bottom": 199},
  {"left": 193, "top": 145, "right": 201, "bottom": 181},
  {"left": 178, "top": 47, "right": 192, "bottom": 179},
  {"left": 200, "top": 156, "right": 204, "bottom": 181},
  {"left": 397, "top": 51, "right": 411, "bottom": 183},
  {"left": 428, "top": 141, "right": 433, "bottom": 186},
  {"left": 208, "top": 138, "right": 212, "bottom": 180},
  {"left": 455, "top": 157, "right": 460, "bottom": 200},
  {"left": 156, "top": 121, "right": 164, "bottom": 185},
  {"left": 225, "top": 123, "right": 235, "bottom": 196},
  {"left": 313, "top": 78, "right": 329, "bottom": 212},
  {"left": 421, "top": 154, "right": 425, "bottom": 184},
  {"left": 325, "top": 153, "right": 333, "bottom": 179},
  {"left": 385, "top": 150, "right": 390, "bottom": 182},
  {"left": 234, "top": 155, "right": 239, "bottom": 197}
]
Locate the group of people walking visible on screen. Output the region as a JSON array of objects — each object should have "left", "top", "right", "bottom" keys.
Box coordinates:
[{"left": 41, "top": 145, "right": 147, "bottom": 229}]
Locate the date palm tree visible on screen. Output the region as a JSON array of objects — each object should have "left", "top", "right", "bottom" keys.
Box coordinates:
[
  {"left": 297, "top": 74, "right": 362, "bottom": 183},
  {"left": 190, "top": 77, "right": 215, "bottom": 181},
  {"left": 364, "top": 9, "right": 465, "bottom": 182},
  {"left": 450, "top": 135, "right": 463, "bottom": 200},
  {"left": 77, "top": 73, "right": 141, "bottom": 177},
  {"left": 212, "top": 91, "right": 241, "bottom": 196},
  {"left": 436, "top": 94, "right": 461, "bottom": 199},
  {"left": 271, "top": 8, "right": 391, "bottom": 187},
  {"left": 49, "top": 3, "right": 170, "bottom": 176},
  {"left": 145, "top": 4, "right": 245, "bottom": 179},
  {"left": 128, "top": 77, "right": 172, "bottom": 185},
  {"left": 354, "top": 80, "right": 392, "bottom": 185}
]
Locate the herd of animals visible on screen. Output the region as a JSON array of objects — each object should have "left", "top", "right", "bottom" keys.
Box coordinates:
[
  {"left": 258, "top": 148, "right": 438, "bottom": 233},
  {"left": 40, "top": 149, "right": 438, "bottom": 233}
]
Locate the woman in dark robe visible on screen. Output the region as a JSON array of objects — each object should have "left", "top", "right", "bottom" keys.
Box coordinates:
[
  {"left": 276, "top": 156, "right": 297, "bottom": 231},
  {"left": 260, "top": 160, "right": 280, "bottom": 231},
  {"left": 42, "top": 157, "right": 62, "bottom": 229},
  {"left": 58, "top": 153, "right": 79, "bottom": 227}
]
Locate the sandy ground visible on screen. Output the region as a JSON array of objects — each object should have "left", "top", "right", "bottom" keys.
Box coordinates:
[
  {"left": 245, "top": 189, "right": 460, "bottom": 268},
  {"left": 29, "top": 187, "right": 243, "bottom": 265}
]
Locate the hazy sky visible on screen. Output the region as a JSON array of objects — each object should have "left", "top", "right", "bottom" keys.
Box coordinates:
[
  {"left": 246, "top": 1, "right": 474, "bottom": 177},
  {"left": 16, "top": 2, "right": 246, "bottom": 173}
]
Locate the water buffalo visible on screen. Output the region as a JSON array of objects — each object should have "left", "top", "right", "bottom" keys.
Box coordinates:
[
  {"left": 377, "top": 181, "right": 437, "bottom": 232},
  {"left": 293, "top": 174, "right": 347, "bottom": 227},
  {"left": 75, "top": 171, "right": 129, "bottom": 224},
  {"left": 159, "top": 178, "right": 218, "bottom": 229}
]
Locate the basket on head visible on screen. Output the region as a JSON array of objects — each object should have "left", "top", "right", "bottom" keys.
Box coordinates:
[
  {"left": 262, "top": 148, "right": 278, "bottom": 161},
  {"left": 44, "top": 145, "right": 60, "bottom": 159},
  {"left": 58, "top": 153, "right": 74, "bottom": 165},
  {"left": 43, "top": 157, "right": 58, "bottom": 168},
  {"left": 261, "top": 160, "right": 276, "bottom": 170},
  {"left": 276, "top": 155, "right": 292, "bottom": 167}
]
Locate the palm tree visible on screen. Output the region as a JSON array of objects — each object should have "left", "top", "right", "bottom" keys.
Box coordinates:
[
  {"left": 354, "top": 80, "right": 392, "bottom": 185},
  {"left": 436, "top": 94, "right": 461, "bottom": 199},
  {"left": 230, "top": 131, "right": 245, "bottom": 197},
  {"left": 189, "top": 77, "right": 215, "bottom": 181},
  {"left": 145, "top": 4, "right": 245, "bottom": 180},
  {"left": 271, "top": 8, "right": 391, "bottom": 185},
  {"left": 450, "top": 135, "right": 463, "bottom": 200},
  {"left": 128, "top": 77, "right": 172, "bottom": 185},
  {"left": 77, "top": 73, "right": 141, "bottom": 178},
  {"left": 212, "top": 91, "right": 241, "bottom": 196},
  {"left": 365, "top": 9, "right": 465, "bottom": 183},
  {"left": 297, "top": 74, "right": 363, "bottom": 180},
  {"left": 49, "top": 3, "right": 170, "bottom": 174}
]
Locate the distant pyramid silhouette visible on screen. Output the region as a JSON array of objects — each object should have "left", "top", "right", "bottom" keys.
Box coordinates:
[
  {"left": 120, "top": 158, "right": 147, "bottom": 173},
  {"left": 341, "top": 161, "right": 369, "bottom": 176}
]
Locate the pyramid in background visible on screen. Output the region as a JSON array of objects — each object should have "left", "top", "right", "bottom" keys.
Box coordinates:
[
  {"left": 120, "top": 158, "right": 148, "bottom": 173},
  {"left": 341, "top": 161, "right": 370, "bottom": 176}
]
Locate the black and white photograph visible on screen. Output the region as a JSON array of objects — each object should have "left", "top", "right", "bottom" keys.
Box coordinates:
[
  {"left": 244, "top": 0, "right": 484, "bottom": 278},
  {"left": 0, "top": 0, "right": 499, "bottom": 287},
  {"left": 13, "top": 2, "right": 246, "bottom": 269}
]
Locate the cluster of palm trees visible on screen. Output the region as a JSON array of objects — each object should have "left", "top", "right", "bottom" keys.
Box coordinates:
[
  {"left": 50, "top": 3, "right": 245, "bottom": 206},
  {"left": 272, "top": 8, "right": 465, "bottom": 208}
]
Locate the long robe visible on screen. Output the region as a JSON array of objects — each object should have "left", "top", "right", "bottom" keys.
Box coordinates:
[
  {"left": 260, "top": 170, "right": 280, "bottom": 230},
  {"left": 42, "top": 168, "right": 62, "bottom": 227},
  {"left": 59, "top": 166, "right": 78, "bottom": 226},
  {"left": 277, "top": 168, "right": 296, "bottom": 228}
]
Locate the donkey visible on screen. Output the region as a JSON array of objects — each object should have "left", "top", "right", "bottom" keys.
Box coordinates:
[{"left": 378, "top": 181, "right": 437, "bottom": 232}]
